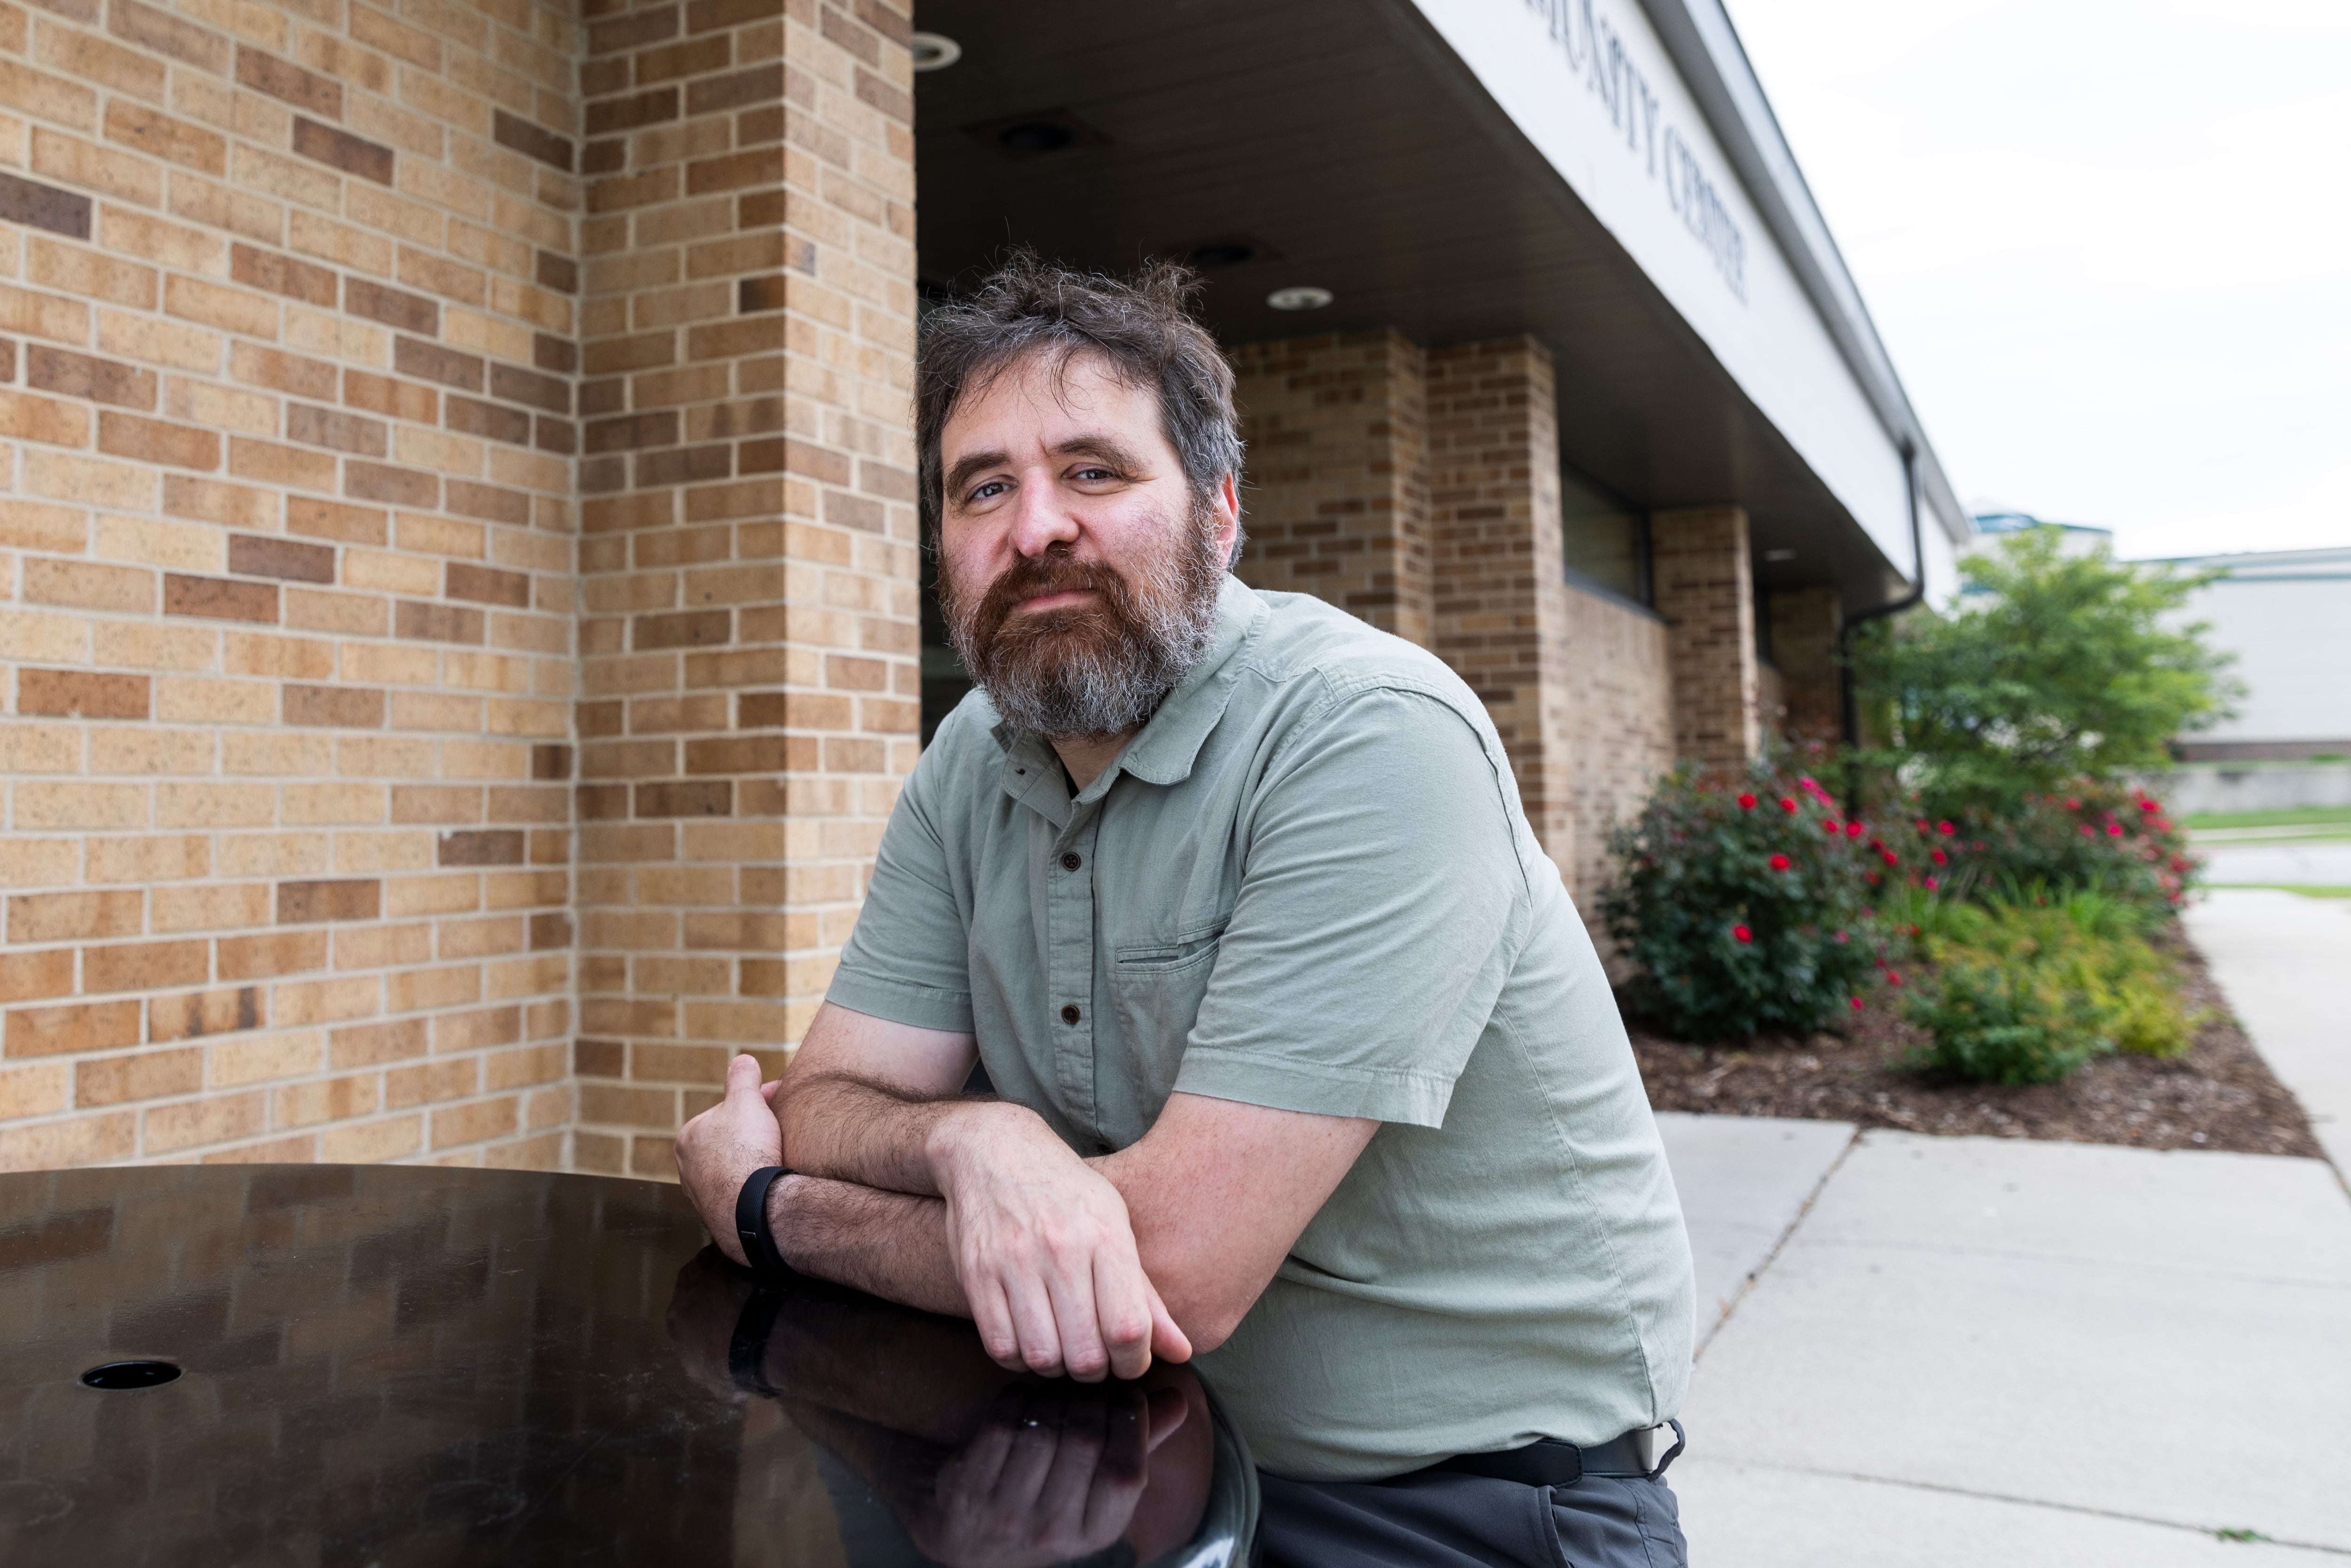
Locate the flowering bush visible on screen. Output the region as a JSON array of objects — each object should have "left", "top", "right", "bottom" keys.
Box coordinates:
[
  {"left": 1603, "top": 761, "right": 1932, "bottom": 1041},
  {"left": 1950, "top": 780, "right": 2199, "bottom": 916}
]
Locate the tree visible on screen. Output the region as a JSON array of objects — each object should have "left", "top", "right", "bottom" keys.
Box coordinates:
[{"left": 1850, "top": 527, "right": 2236, "bottom": 814}]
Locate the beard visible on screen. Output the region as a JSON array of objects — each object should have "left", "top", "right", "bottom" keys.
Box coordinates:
[{"left": 939, "top": 501, "right": 1226, "bottom": 742}]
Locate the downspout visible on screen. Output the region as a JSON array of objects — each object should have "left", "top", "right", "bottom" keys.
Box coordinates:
[{"left": 1838, "top": 442, "right": 1923, "bottom": 749}]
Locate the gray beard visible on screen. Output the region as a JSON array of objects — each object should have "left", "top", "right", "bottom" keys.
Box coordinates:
[{"left": 943, "top": 522, "right": 1224, "bottom": 743}]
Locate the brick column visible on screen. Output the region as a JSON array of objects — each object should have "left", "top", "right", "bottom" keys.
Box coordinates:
[
  {"left": 1767, "top": 586, "right": 1842, "bottom": 741},
  {"left": 572, "top": 0, "right": 919, "bottom": 1177},
  {"left": 1651, "top": 505, "right": 1761, "bottom": 769},
  {"left": 1425, "top": 338, "right": 1576, "bottom": 868},
  {"left": 1231, "top": 330, "right": 1430, "bottom": 647}
]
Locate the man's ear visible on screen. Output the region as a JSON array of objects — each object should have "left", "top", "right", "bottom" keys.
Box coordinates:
[{"left": 1214, "top": 471, "right": 1244, "bottom": 570}]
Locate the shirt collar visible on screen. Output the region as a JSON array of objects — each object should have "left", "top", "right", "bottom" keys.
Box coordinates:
[{"left": 993, "top": 575, "right": 1267, "bottom": 810}]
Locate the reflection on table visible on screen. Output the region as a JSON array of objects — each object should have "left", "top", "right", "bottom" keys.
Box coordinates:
[
  {"left": 0, "top": 1164, "right": 1254, "bottom": 1567},
  {"left": 669, "top": 1247, "right": 1254, "bottom": 1567}
]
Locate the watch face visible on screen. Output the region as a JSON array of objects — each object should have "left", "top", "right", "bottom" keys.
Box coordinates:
[{"left": 0, "top": 1164, "right": 1255, "bottom": 1568}]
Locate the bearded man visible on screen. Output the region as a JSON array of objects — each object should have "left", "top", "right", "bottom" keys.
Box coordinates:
[{"left": 677, "top": 255, "right": 1696, "bottom": 1567}]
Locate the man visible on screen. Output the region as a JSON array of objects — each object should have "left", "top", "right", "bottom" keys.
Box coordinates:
[{"left": 677, "top": 254, "right": 1696, "bottom": 1566}]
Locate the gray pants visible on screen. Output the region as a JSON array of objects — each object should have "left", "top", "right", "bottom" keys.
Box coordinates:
[{"left": 1258, "top": 1467, "right": 1687, "bottom": 1568}]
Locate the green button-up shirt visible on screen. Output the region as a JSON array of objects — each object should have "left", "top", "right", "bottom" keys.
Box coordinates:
[{"left": 827, "top": 576, "right": 1694, "bottom": 1480}]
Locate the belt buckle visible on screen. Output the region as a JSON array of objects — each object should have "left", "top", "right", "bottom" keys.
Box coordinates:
[{"left": 1632, "top": 1419, "right": 1686, "bottom": 1477}]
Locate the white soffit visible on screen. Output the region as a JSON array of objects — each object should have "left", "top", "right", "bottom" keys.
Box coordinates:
[{"left": 1407, "top": 0, "right": 1967, "bottom": 575}]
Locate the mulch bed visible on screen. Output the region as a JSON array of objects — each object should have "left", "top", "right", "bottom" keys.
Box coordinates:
[{"left": 1630, "top": 924, "right": 2324, "bottom": 1158}]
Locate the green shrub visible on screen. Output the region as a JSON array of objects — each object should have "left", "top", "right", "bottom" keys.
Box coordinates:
[
  {"left": 1603, "top": 759, "right": 1919, "bottom": 1041},
  {"left": 1900, "top": 895, "right": 2198, "bottom": 1083},
  {"left": 1902, "top": 954, "right": 2109, "bottom": 1085}
]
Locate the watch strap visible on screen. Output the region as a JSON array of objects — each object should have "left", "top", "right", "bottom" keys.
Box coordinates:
[{"left": 734, "top": 1165, "right": 792, "bottom": 1276}]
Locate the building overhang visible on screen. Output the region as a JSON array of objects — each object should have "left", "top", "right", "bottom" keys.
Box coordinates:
[{"left": 911, "top": 0, "right": 1969, "bottom": 613}]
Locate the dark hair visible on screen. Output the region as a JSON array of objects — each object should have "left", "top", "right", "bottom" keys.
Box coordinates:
[{"left": 917, "top": 251, "right": 1246, "bottom": 559}]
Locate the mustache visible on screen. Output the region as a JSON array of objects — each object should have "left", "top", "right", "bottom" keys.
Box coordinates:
[{"left": 968, "top": 551, "right": 1133, "bottom": 641}]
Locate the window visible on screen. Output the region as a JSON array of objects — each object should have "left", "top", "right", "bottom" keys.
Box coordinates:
[{"left": 1561, "top": 464, "right": 1649, "bottom": 605}]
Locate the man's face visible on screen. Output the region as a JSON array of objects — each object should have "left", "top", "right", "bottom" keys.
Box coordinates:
[{"left": 935, "top": 350, "right": 1240, "bottom": 741}]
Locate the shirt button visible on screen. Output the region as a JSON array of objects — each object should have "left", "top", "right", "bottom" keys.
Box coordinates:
[
  {"left": 1060, "top": 1004, "right": 1081, "bottom": 1026},
  {"left": 1061, "top": 852, "right": 1081, "bottom": 872}
]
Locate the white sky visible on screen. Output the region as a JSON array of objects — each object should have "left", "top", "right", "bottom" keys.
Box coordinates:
[{"left": 1720, "top": 0, "right": 2351, "bottom": 561}]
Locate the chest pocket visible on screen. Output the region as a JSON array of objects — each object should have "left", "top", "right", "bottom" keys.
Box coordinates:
[{"left": 1110, "top": 922, "right": 1226, "bottom": 1099}]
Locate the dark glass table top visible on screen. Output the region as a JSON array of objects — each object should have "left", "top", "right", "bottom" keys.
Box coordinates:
[{"left": 0, "top": 1164, "right": 1255, "bottom": 1566}]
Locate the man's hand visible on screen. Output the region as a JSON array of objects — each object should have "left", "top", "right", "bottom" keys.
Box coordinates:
[
  {"left": 930, "top": 1103, "right": 1191, "bottom": 1382},
  {"left": 675, "top": 1054, "right": 785, "bottom": 1266}
]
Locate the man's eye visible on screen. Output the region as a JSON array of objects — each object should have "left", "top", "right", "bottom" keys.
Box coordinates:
[
  {"left": 1073, "top": 467, "right": 1116, "bottom": 482},
  {"left": 968, "top": 480, "right": 1009, "bottom": 502}
]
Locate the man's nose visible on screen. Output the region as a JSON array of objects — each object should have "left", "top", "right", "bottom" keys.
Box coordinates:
[{"left": 1006, "top": 475, "right": 1081, "bottom": 558}]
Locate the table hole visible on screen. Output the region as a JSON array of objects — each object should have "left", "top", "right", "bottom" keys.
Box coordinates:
[{"left": 79, "top": 1360, "right": 181, "bottom": 1391}]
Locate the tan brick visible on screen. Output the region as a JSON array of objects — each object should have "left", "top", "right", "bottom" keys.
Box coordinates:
[
  {"left": 206, "top": 1029, "right": 320, "bottom": 1085},
  {"left": 148, "top": 983, "right": 263, "bottom": 1042},
  {"left": 150, "top": 880, "right": 270, "bottom": 931},
  {"left": 0, "top": 1110, "right": 134, "bottom": 1173},
  {"left": 81, "top": 938, "right": 208, "bottom": 993},
  {"left": 0, "top": 499, "right": 88, "bottom": 553},
  {"left": 6, "top": 998, "right": 142, "bottom": 1057},
  {"left": 319, "top": 1112, "right": 420, "bottom": 1161},
  {"left": 0, "top": 1061, "right": 71, "bottom": 1120},
  {"left": 276, "top": 1072, "right": 378, "bottom": 1127},
  {"left": 75, "top": 1046, "right": 202, "bottom": 1106},
  {"left": 145, "top": 1089, "right": 264, "bottom": 1151},
  {"left": 23, "top": 557, "right": 154, "bottom": 613}
]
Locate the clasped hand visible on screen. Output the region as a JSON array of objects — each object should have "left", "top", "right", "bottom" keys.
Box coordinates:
[
  {"left": 929, "top": 1103, "right": 1191, "bottom": 1382},
  {"left": 676, "top": 1055, "right": 1190, "bottom": 1383}
]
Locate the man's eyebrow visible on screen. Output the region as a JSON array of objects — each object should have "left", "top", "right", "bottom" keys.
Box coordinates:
[
  {"left": 942, "top": 448, "right": 1011, "bottom": 503},
  {"left": 1049, "top": 434, "right": 1147, "bottom": 472}
]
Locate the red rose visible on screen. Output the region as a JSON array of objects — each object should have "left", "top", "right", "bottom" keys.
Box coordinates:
[
  {"left": 1849, "top": 997, "right": 1864, "bottom": 1011},
  {"left": 1846, "top": 821, "right": 1864, "bottom": 838},
  {"left": 2105, "top": 822, "right": 2123, "bottom": 837},
  {"left": 1824, "top": 819, "right": 1841, "bottom": 835},
  {"left": 2065, "top": 797, "right": 2082, "bottom": 811},
  {"left": 1780, "top": 797, "right": 1798, "bottom": 813},
  {"left": 1880, "top": 850, "right": 1898, "bottom": 866},
  {"left": 1732, "top": 923, "right": 1752, "bottom": 943},
  {"left": 1937, "top": 820, "right": 1955, "bottom": 835},
  {"left": 1929, "top": 848, "right": 1948, "bottom": 865},
  {"left": 2139, "top": 799, "right": 2159, "bottom": 812},
  {"left": 1923, "top": 875, "right": 1938, "bottom": 890},
  {"left": 1768, "top": 853, "right": 1791, "bottom": 871},
  {"left": 1737, "top": 792, "right": 1757, "bottom": 809}
]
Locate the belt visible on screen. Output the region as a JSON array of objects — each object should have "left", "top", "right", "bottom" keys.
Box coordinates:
[{"left": 1419, "top": 1420, "right": 1685, "bottom": 1488}]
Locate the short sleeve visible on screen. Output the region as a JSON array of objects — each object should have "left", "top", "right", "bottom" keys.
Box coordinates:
[
  {"left": 1172, "top": 687, "right": 1527, "bottom": 1127},
  {"left": 825, "top": 742, "right": 977, "bottom": 1034}
]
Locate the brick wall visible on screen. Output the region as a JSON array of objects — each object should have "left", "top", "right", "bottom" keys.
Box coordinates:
[
  {"left": 0, "top": 0, "right": 583, "bottom": 1173},
  {"left": 1767, "top": 584, "right": 1840, "bottom": 740},
  {"left": 1651, "top": 504, "right": 1760, "bottom": 770},
  {"left": 1231, "top": 329, "right": 1430, "bottom": 647},
  {"left": 568, "top": 0, "right": 917, "bottom": 1180},
  {"left": 1425, "top": 337, "right": 1577, "bottom": 867}
]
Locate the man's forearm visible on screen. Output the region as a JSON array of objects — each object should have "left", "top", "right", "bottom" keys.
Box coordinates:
[
  {"left": 771, "top": 1172, "right": 969, "bottom": 1319},
  {"left": 779, "top": 1073, "right": 972, "bottom": 1196}
]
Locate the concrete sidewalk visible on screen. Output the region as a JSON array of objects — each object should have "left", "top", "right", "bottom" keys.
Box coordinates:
[
  {"left": 2183, "top": 888, "right": 2351, "bottom": 1174},
  {"left": 1656, "top": 888, "right": 2351, "bottom": 1563}
]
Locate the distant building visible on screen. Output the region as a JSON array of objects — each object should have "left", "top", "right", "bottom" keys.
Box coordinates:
[
  {"left": 1969, "top": 510, "right": 2114, "bottom": 562},
  {"left": 2154, "top": 547, "right": 2351, "bottom": 761}
]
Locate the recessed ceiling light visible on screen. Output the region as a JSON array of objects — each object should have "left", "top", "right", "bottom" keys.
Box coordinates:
[
  {"left": 911, "top": 32, "right": 961, "bottom": 71},
  {"left": 1266, "top": 286, "right": 1333, "bottom": 311},
  {"left": 1764, "top": 548, "right": 1798, "bottom": 562}
]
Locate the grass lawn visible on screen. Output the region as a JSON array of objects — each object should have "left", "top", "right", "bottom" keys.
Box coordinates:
[
  {"left": 2236, "top": 884, "right": 2351, "bottom": 898},
  {"left": 2185, "top": 805, "right": 2351, "bottom": 831}
]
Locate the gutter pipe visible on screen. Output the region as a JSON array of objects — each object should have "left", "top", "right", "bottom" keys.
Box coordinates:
[{"left": 1838, "top": 442, "right": 1923, "bottom": 749}]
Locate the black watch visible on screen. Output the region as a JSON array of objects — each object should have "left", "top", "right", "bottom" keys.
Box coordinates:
[{"left": 734, "top": 1165, "right": 793, "bottom": 1277}]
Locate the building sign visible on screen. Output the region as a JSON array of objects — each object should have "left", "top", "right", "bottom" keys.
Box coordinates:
[{"left": 1520, "top": 0, "right": 1746, "bottom": 300}]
